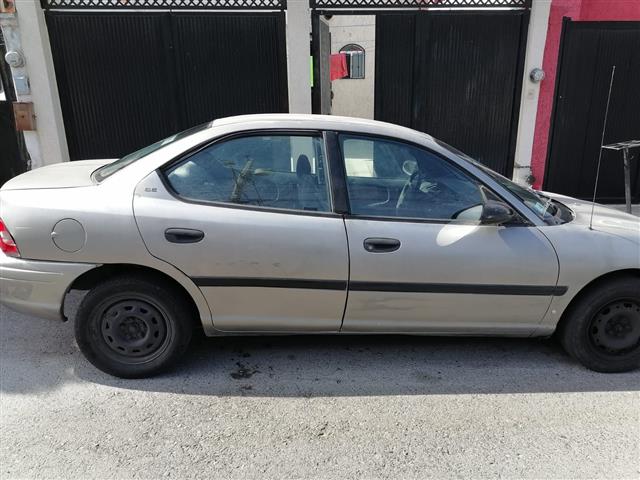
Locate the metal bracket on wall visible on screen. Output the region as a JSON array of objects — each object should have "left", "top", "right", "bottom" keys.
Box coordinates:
[
  {"left": 13, "top": 101, "right": 36, "bottom": 131},
  {"left": 0, "top": 0, "right": 16, "bottom": 14},
  {"left": 12, "top": 74, "right": 28, "bottom": 95}
]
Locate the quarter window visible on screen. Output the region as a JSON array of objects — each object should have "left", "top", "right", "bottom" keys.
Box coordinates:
[
  {"left": 340, "top": 135, "right": 484, "bottom": 221},
  {"left": 166, "top": 135, "right": 331, "bottom": 213}
]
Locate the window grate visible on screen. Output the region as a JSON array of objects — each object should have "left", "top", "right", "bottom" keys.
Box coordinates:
[
  {"left": 41, "top": 0, "right": 286, "bottom": 10},
  {"left": 310, "top": 0, "right": 530, "bottom": 9},
  {"left": 339, "top": 44, "right": 366, "bottom": 79}
]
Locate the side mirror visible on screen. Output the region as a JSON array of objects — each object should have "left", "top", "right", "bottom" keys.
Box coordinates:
[{"left": 480, "top": 201, "right": 515, "bottom": 225}]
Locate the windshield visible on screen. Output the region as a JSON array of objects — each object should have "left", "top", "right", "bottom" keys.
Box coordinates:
[
  {"left": 435, "top": 139, "right": 565, "bottom": 224},
  {"left": 92, "top": 122, "right": 212, "bottom": 183}
]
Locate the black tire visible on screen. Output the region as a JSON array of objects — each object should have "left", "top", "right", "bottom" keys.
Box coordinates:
[
  {"left": 75, "top": 275, "right": 193, "bottom": 378},
  {"left": 559, "top": 276, "right": 640, "bottom": 373}
]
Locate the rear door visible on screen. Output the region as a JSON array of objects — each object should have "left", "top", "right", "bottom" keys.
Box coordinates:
[
  {"left": 338, "top": 134, "right": 560, "bottom": 335},
  {"left": 134, "top": 132, "right": 348, "bottom": 332}
]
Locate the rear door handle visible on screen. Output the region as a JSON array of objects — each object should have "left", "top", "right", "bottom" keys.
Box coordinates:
[
  {"left": 164, "top": 228, "right": 204, "bottom": 244},
  {"left": 363, "top": 237, "right": 401, "bottom": 253}
]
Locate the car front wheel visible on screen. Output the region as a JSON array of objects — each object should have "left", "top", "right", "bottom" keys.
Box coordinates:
[
  {"left": 560, "top": 276, "right": 640, "bottom": 373},
  {"left": 75, "top": 275, "right": 193, "bottom": 378}
]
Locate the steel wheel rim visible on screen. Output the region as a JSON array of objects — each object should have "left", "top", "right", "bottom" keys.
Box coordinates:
[
  {"left": 589, "top": 299, "right": 640, "bottom": 356},
  {"left": 100, "top": 299, "right": 169, "bottom": 359}
]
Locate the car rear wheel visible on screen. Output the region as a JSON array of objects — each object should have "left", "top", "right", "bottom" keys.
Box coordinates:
[
  {"left": 560, "top": 276, "right": 640, "bottom": 373},
  {"left": 75, "top": 275, "right": 193, "bottom": 378}
]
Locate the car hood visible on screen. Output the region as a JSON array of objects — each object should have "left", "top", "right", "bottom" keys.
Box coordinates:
[
  {"left": 0, "top": 159, "right": 113, "bottom": 190},
  {"left": 542, "top": 191, "right": 640, "bottom": 245}
]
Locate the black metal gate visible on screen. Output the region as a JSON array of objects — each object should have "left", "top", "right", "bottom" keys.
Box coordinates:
[
  {"left": 0, "top": 31, "right": 27, "bottom": 186},
  {"left": 0, "top": 94, "right": 22, "bottom": 187},
  {"left": 44, "top": 3, "right": 288, "bottom": 160},
  {"left": 544, "top": 20, "right": 640, "bottom": 203},
  {"left": 375, "top": 10, "right": 529, "bottom": 176}
]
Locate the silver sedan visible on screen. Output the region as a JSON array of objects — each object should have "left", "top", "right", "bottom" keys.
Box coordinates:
[{"left": 1, "top": 115, "right": 639, "bottom": 377}]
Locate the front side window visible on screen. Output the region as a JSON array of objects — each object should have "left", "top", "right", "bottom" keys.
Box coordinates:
[
  {"left": 341, "top": 135, "right": 484, "bottom": 221},
  {"left": 165, "top": 135, "right": 331, "bottom": 213},
  {"left": 435, "top": 139, "right": 570, "bottom": 224}
]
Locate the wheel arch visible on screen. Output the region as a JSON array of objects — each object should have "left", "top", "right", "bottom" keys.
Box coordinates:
[
  {"left": 65, "top": 263, "right": 212, "bottom": 331},
  {"left": 556, "top": 268, "right": 640, "bottom": 333}
]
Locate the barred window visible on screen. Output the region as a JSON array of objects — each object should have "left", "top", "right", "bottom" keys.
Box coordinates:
[{"left": 339, "top": 44, "right": 365, "bottom": 79}]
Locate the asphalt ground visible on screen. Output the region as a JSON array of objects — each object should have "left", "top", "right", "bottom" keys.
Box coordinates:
[{"left": 1, "top": 295, "right": 639, "bottom": 479}]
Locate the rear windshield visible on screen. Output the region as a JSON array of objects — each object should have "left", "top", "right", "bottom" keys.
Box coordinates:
[{"left": 92, "top": 122, "right": 212, "bottom": 183}]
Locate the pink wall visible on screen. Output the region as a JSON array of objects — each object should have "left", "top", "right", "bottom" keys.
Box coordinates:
[
  {"left": 530, "top": 0, "right": 640, "bottom": 189},
  {"left": 579, "top": 0, "right": 640, "bottom": 21}
]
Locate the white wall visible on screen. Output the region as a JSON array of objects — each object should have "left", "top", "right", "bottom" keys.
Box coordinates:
[
  {"left": 1, "top": 0, "right": 69, "bottom": 167},
  {"left": 512, "top": 0, "right": 551, "bottom": 184},
  {"left": 286, "top": 0, "right": 312, "bottom": 114},
  {"left": 327, "top": 15, "right": 375, "bottom": 119}
]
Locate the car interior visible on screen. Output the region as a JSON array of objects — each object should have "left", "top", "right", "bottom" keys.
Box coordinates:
[
  {"left": 165, "top": 135, "right": 331, "bottom": 212},
  {"left": 165, "top": 133, "right": 489, "bottom": 221},
  {"left": 341, "top": 136, "right": 484, "bottom": 220}
]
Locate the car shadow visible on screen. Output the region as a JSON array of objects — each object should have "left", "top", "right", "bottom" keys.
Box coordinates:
[{"left": 1, "top": 304, "right": 639, "bottom": 397}]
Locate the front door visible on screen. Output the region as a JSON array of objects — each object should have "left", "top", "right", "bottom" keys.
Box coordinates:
[
  {"left": 338, "top": 134, "right": 559, "bottom": 335},
  {"left": 134, "top": 132, "right": 348, "bottom": 332}
]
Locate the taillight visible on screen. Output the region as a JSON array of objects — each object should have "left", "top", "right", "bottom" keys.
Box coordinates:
[{"left": 0, "top": 219, "right": 20, "bottom": 257}]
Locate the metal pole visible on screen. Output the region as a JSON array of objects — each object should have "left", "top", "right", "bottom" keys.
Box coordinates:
[
  {"left": 622, "top": 147, "right": 632, "bottom": 214},
  {"left": 590, "top": 66, "right": 616, "bottom": 230}
]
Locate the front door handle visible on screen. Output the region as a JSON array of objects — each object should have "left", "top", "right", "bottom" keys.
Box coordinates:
[
  {"left": 363, "top": 237, "right": 401, "bottom": 253},
  {"left": 165, "top": 228, "right": 204, "bottom": 244}
]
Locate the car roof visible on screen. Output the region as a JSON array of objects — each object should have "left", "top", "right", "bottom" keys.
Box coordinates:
[
  {"left": 122, "top": 114, "right": 448, "bottom": 187},
  {"left": 211, "top": 113, "right": 437, "bottom": 147}
]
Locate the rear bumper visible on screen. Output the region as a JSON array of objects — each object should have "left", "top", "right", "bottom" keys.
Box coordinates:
[{"left": 0, "top": 253, "right": 96, "bottom": 321}]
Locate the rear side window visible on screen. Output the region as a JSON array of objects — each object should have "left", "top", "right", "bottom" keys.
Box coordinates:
[{"left": 165, "top": 135, "right": 331, "bottom": 213}]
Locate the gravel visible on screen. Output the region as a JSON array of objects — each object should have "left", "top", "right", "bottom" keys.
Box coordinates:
[{"left": 1, "top": 298, "right": 639, "bottom": 479}]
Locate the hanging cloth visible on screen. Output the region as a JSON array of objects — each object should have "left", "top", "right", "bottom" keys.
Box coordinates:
[{"left": 330, "top": 53, "right": 348, "bottom": 81}]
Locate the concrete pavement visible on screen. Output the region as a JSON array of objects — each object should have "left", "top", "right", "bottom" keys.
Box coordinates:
[{"left": 1, "top": 298, "right": 639, "bottom": 479}]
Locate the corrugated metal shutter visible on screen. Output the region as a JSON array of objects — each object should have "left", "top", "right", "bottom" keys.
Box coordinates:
[
  {"left": 46, "top": 12, "right": 178, "bottom": 161},
  {"left": 172, "top": 13, "right": 289, "bottom": 127},
  {"left": 46, "top": 11, "right": 289, "bottom": 160},
  {"left": 375, "top": 11, "right": 528, "bottom": 176},
  {"left": 545, "top": 20, "right": 640, "bottom": 202}
]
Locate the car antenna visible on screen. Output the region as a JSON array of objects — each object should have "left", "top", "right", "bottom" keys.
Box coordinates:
[{"left": 590, "top": 65, "right": 616, "bottom": 230}]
